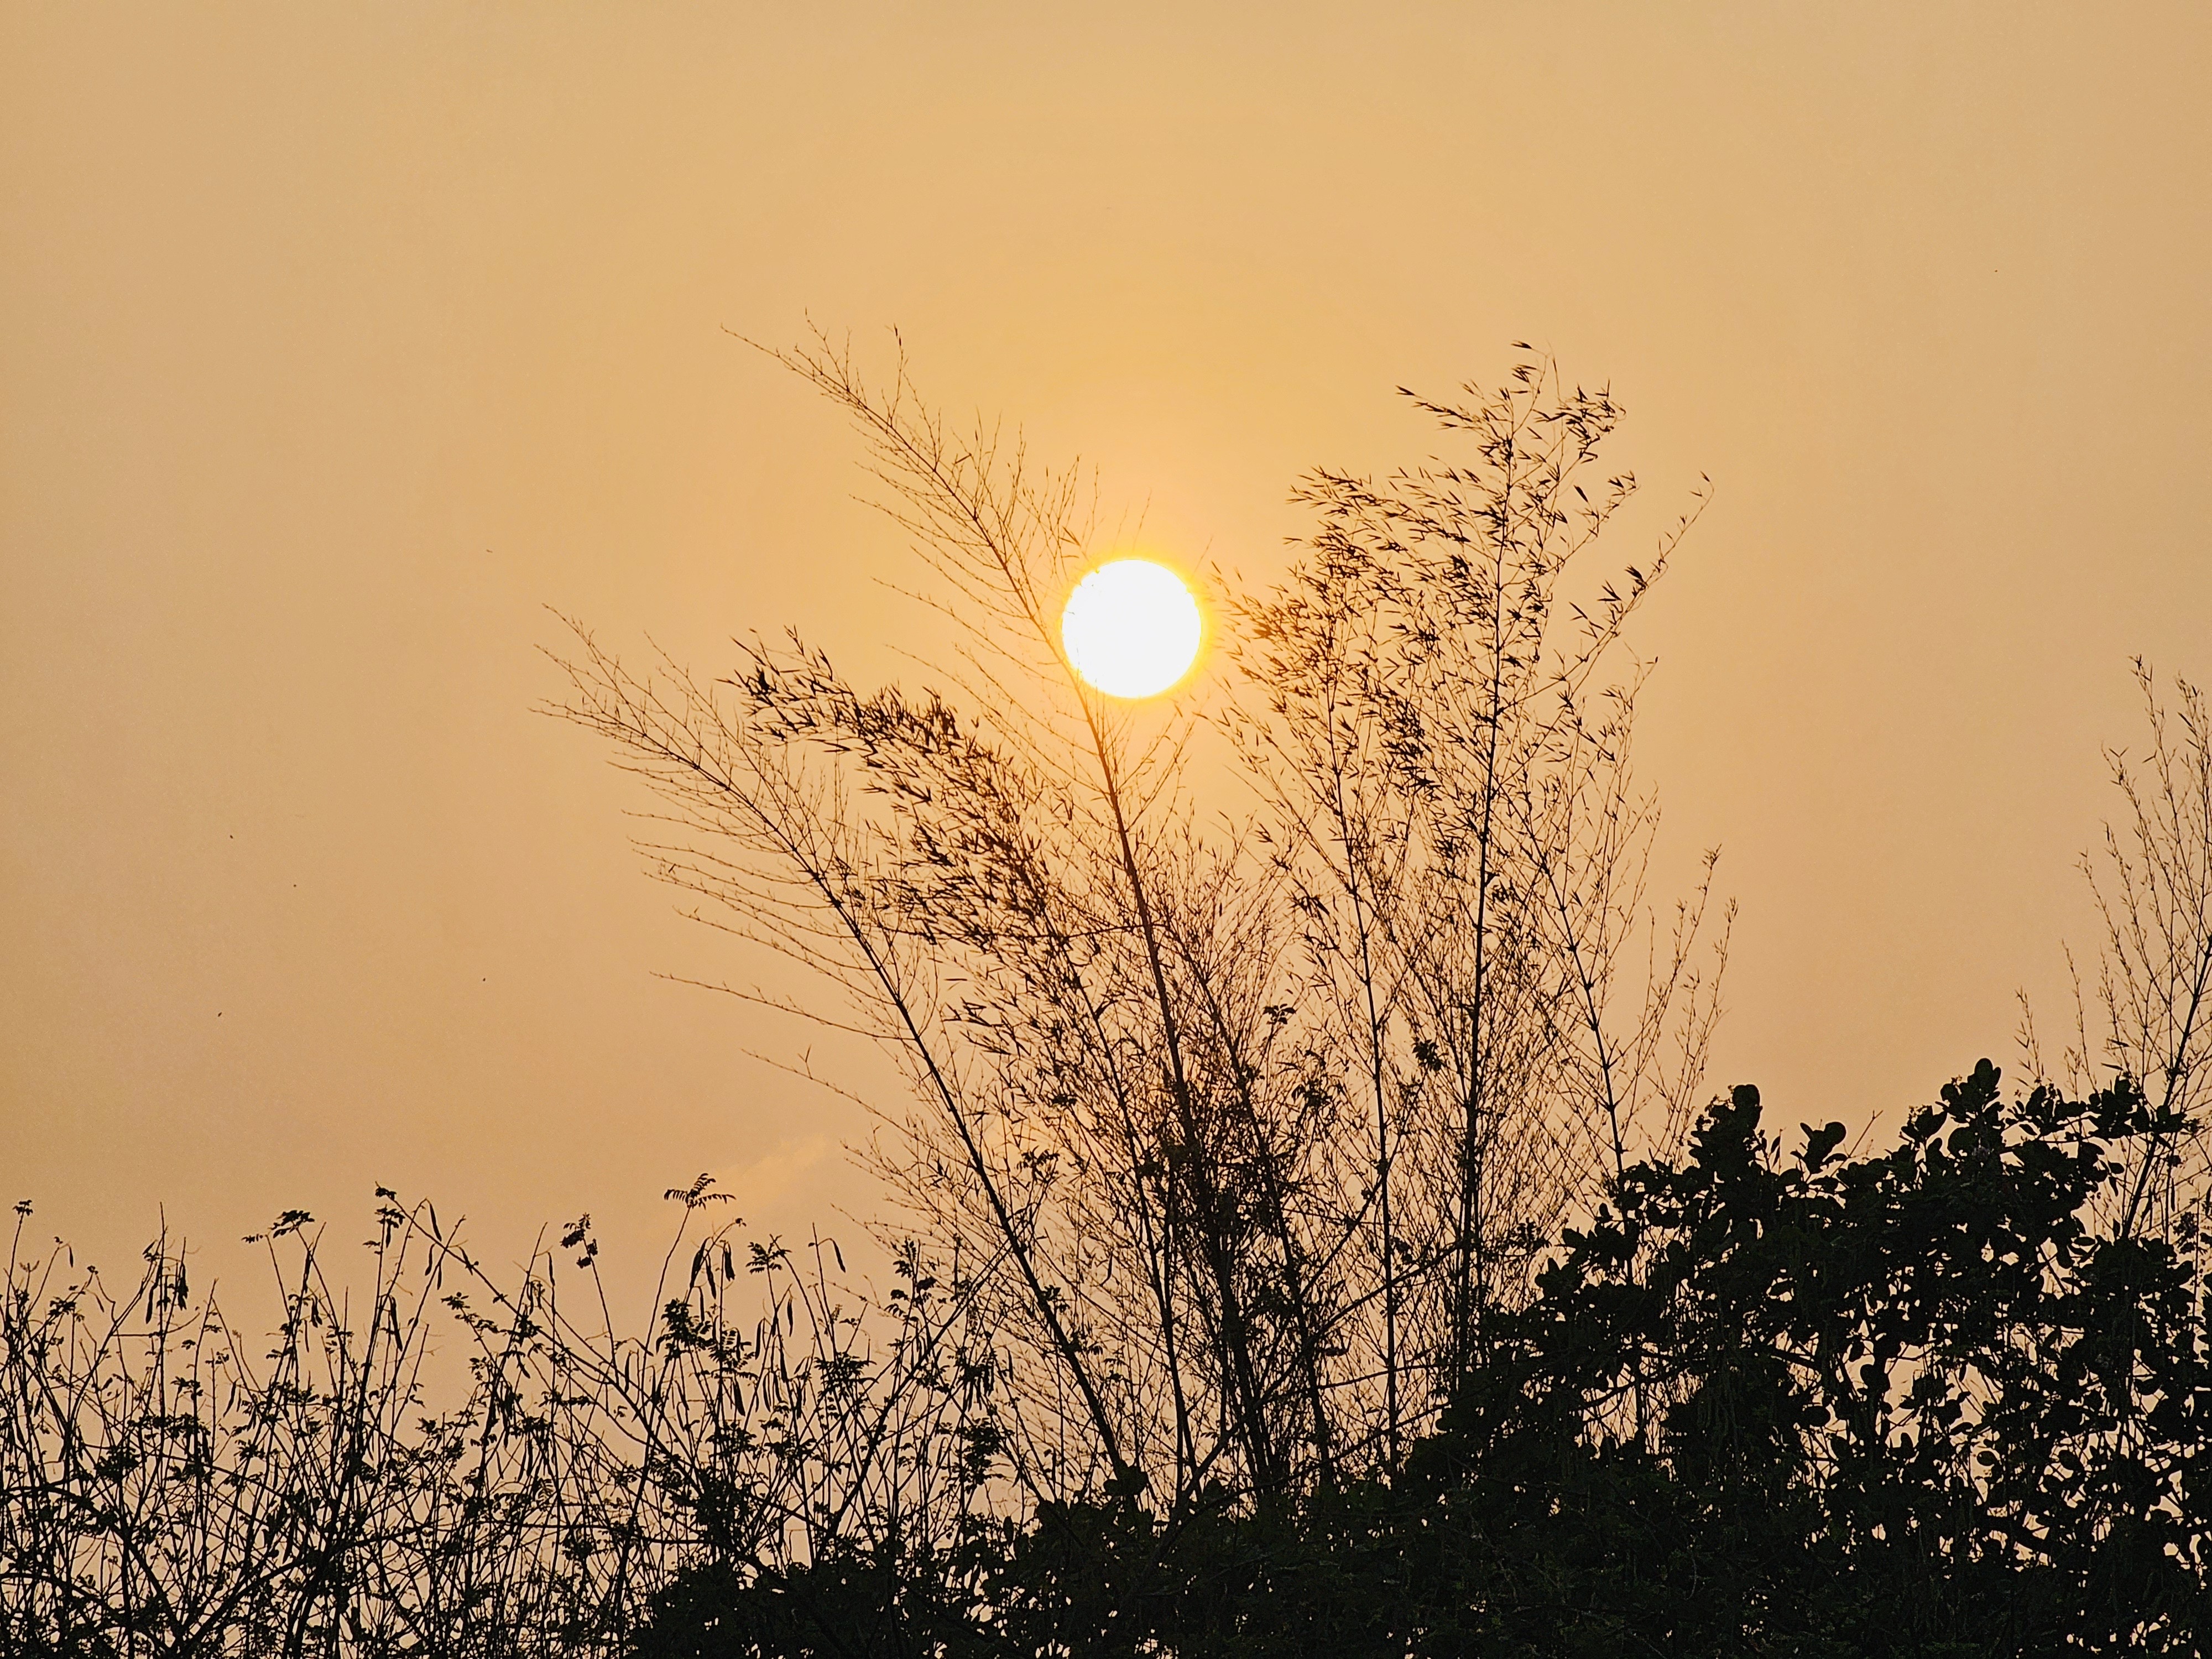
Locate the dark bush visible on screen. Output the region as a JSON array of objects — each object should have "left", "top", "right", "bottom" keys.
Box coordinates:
[{"left": 638, "top": 1062, "right": 2210, "bottom": 1656}]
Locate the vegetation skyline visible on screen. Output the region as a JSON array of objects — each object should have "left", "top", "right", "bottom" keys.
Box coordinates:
[
  {"left": 7, "top": 341, "right": 2206, "bottom": 1652},
  {"left": 7, "top": 8, "right": 2210, "bottom": 1297},
  {"left": 5, "top": 7, "right": 2211, "bottom": 1651}
]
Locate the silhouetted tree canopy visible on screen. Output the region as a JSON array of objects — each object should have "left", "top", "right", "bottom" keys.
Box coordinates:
[{"left": 636, "top": 1061, "right": 2209, "bottom": 1657}]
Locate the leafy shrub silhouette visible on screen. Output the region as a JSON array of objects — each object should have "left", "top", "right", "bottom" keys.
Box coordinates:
[{"left": 638, "top": 1062, "right": 2211, "bottom": 1656}]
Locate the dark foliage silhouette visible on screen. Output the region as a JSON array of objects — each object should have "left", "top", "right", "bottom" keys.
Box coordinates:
[
  {"left": 7, "top": 343, "right": 2207, "bottom": 1655},
  {"left": 638, "top": 1062, "right": 2209, "bottom": 1656}
]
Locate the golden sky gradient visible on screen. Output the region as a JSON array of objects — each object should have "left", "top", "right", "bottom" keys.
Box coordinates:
[{"left": 4, "top": 5, "right": 2209, "bottom": 1292}]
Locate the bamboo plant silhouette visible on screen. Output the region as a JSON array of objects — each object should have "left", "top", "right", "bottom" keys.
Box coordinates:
[{"left": 552, "top": 333, "right": 1730, "bottom": 1512}]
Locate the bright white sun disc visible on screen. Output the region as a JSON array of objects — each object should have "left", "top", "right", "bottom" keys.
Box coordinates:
[{"left": 1061, "top": 560, "right": 1203, "bottom": 698}]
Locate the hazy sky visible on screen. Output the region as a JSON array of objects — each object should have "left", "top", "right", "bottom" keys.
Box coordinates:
[{"left": 6, "top": 5, "right": 2209, "bottom": 1301}]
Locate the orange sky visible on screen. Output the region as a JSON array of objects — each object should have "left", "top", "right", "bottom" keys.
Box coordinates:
[{"left": 5, "top": 5, "right": 2209, "bottom": 1301}]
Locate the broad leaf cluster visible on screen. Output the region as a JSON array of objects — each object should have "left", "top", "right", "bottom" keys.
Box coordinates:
[{"left": 640, "top": 1062, "right": 2209, "bottom": 1656}]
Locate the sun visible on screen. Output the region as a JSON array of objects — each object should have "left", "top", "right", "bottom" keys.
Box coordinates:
[{"left": 1060, "top": 559, "right": 1204, "bottom": 699}]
